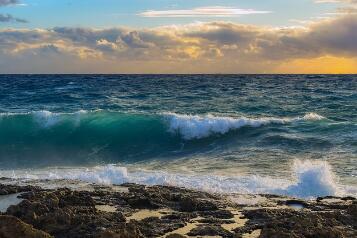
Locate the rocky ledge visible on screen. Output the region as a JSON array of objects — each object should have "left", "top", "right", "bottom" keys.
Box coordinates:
[{"left": 0, "top": 182, "right": 356, "bottom": 238}]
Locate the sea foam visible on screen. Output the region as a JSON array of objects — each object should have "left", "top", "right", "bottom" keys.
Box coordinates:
[
  {"left": 4, "top": 160, "right": 354, "bottom": 199},
  {"left": 279, "top": 160, "right": 339, "bottom": 198}
]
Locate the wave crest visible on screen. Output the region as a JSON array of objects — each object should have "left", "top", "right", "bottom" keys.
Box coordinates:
[{"left": 165, "top": 113, "right": 325, "bottom": 140}]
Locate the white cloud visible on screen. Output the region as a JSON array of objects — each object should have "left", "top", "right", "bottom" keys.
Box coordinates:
[
  {"left": 314, "top": 0, "right": 357, "bottom": 3},
  {"left": 139, "top": 6, "right": 271, "bottom": 18}
]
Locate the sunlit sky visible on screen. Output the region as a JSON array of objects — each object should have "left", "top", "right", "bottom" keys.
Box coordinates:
[
  {"left": 1, "top": 0, "right": 357, "bottom": 73},
  {"left": 2, "top": 0, "right": 340, "bottom": 28}
]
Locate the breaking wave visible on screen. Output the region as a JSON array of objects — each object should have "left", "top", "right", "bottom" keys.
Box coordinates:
[
  {"left": 0, "top": 110, "right": 326, "bottom": 141},
  {"left": 0, "top": 110, "right": 328, "bottom": 167},
  {"left": 165, "top": 112, "right": 325, "bottom": 139},
  {"left": 3, "top": 160, "right": 355, "bottom": 199}
]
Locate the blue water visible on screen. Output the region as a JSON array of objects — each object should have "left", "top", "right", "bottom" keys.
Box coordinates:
[{"left": 0, "top": 75, "right": 356, "bottom": 198}]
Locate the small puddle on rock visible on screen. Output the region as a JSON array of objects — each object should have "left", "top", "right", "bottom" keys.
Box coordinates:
[
  {"left": 286, "top": 200, "right": 306, "bottom": 210},
  {"left": 0, "top": 193, "right": 23, "bottom": 213}
]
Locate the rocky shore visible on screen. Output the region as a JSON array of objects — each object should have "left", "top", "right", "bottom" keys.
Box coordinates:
[{"left": 0, "top": 181, "right": 356, "bottom": 238}]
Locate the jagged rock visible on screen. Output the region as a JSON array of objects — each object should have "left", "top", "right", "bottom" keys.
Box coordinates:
[
  {"left": 198, "top": 209, "right": 234, "bottom": 219},
  {"left": 96, "top": 222, "right": 143, "bottom": 238},
  {"left": 0, "top": 184, "right": 39, "bottom": 196},
  {"left": 180, "top": 196, "right": 218, "bottom": 212},
  {"left": 137, "top": 216, "right": 185, "bottom": 237},
  {"left": 126, "top": 196, "right": 160, "bottom": 209},
  {"left": 1, "top": 183, "right": 356, "bottom": 238},
  {"left": 0, "top": 215, "right": 52, "bottom": 238},
  {"left": 165, "top": 234, "right": 186, "bottom": 238},
  {"left": 197, "top": 217, "right": 235, "bottom": 224},
  {"left": 187, "top": 225, "right": 233, "bottom": 237},
  {"left": 238, "top": 206, "right": 357, "bottom": 238}
]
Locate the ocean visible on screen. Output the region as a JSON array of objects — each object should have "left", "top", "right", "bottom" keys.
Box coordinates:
[{"left": 0, "top": 74, "right": 356, "bottom": 199}]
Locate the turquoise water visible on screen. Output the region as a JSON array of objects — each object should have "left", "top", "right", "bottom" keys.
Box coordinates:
[{"left": 0, "top": 75, "right": 356, "bottom": 198}]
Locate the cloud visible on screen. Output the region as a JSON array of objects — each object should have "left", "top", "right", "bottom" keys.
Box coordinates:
[
  {"left": 315, "top": 0, "right": 343, "bottom": 3},
  {"left": 139, "top": 6, "right": 271, "bottom": 18},
  {"left": 0, "top": 14, "right": 357, "bottom": 73},
  {"left": 0, "top": 0, "right": 28, "bottom": 23},
  {"left": 0, "top": 0, "right": 18, "bottom": 6},
  {"left": 0, "top": 13, "right": 27, "bottom": 23},
  {"left": 314, "top": 0, "right": 357, "bottom": 3}
]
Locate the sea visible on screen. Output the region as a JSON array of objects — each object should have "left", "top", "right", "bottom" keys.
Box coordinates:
[{"left": 0, "top": 74, "right": 356, "bottom": 199}]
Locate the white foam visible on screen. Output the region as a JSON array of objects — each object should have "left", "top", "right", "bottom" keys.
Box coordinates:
[
  {"left": 33, "top": 110, "right": 61, "bottom": 127},
  {"left": 32, "top": 110, "right": 88, "bottom": 128},
  {"left": 3, "top": 160, "right": 354, "bottom": 199},
  {"left": 301, "top": 112, "right": 326, "bottom": 121},
  {"left": 165, "top": 113, "right": 325, "bottom": 140},
  {"left": 279, "top": 160, "right": 340, "bottom": 198},
  {"left": 1, "top": 111, "right": 325, "bottom": 134}
]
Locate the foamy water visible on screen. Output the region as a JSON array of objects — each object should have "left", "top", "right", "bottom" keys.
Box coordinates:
[
  {"left": 166, "top": 112, "right": 326, "bottom": 140},
  {"left": 2, "top": 160, "right": 356, "bottom": 199}
]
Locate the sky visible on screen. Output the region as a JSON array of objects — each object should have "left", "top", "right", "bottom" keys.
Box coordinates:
[{"left": 0, "top": 0, "right": 357, "bottom": 73}]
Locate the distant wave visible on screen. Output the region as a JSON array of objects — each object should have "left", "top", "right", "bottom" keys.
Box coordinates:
[
  {"left": 0, "top": 110, "right": 329, "bottom": 167},
  {"left": 0, "top": 110, "right": 326, "bottom": 140},
  {"left": 3, "top": 160, "right": 355, "bottom": 199}
]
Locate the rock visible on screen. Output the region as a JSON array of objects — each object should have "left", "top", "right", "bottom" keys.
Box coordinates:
[
  {"left": 238, "top": 207, "right": 357, "bottom": 238},
  {"left": 197, "top": 217, "right": 235, "bottom": 224},
  {"left": 97, "top": 222, "right": 143, "bottom": 238},
  {"left": 283, "top": 199, "right": 308, "bottom": 207},
  {"left": 199, "top": 209, "right": 234, "bottom": 219},
  {"left": 347, "top": 203, "right": 357, "bottom": 225},
  {"left": 137, "top": 216, "right": 185, "bottom": 237},
  {"left": 126, "top": 196, "right": 160, "bottom": 209},
  {"left": 165, "top": 234, "right": 186, "bottom": 238},
  {"left": 341, "top": 196, "right": 356, "bottom": 201},
  {"left": 0, "top": 215, "right": 52, "bottom": 238},
  {"left": 187, "top": 225, "right": 233, "bottom": 237},
  {"left": 0, "top": 184, "right": 39, "bottom": 196},
  {"left": 0, "top": 183, "right": 356, "bottom": 238},
  {"left": 180, "top": 196, "right": 218, "bottom": 212}
]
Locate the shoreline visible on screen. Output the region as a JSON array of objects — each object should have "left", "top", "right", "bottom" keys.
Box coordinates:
[{"left": 0, "top": 181, "right": 356, "bottom": 237}]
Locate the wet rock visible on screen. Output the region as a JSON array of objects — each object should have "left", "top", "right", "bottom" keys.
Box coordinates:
[{"left": 0, "top": 215, "right": 52, "bottom": 238}]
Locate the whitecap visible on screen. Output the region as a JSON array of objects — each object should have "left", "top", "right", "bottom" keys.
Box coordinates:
[{"left": 165, "top": 113, "right": 325, "bottom": 140}]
